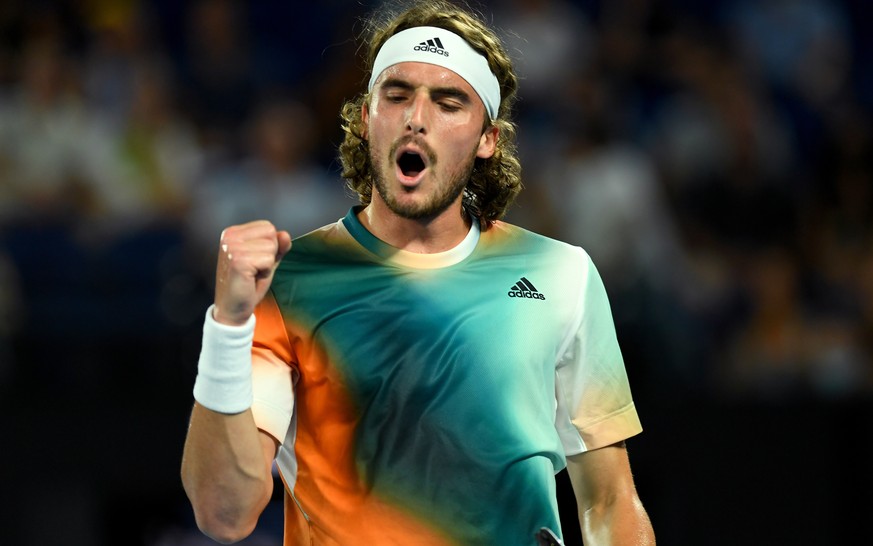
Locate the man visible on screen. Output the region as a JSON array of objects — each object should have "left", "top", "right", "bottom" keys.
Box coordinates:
[{"left": 181, "top": 1, "right": 655, "bottom": 545}]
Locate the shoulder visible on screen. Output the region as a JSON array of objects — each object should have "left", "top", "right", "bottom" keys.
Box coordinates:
[
  {"left": 274, "top": 218, "right": 349, "bottom": 271},
  {"left": 483, "top": 220, "right": 592, "bottom": 265}
]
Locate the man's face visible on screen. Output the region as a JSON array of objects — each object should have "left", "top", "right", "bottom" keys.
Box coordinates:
[{"left": 363, "top": 61, "right": 498, "bottom": 221}]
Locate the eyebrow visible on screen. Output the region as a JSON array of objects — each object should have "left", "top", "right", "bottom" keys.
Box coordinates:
[{"left": 379, "top": 77, "right": 473, "bottom": 104}]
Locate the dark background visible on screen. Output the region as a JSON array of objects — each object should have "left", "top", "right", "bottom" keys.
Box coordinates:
[{"left": 1, "top": 0, "right": 872, "bottom": 544}]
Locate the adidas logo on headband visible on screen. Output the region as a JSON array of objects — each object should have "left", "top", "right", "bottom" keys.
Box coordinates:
[{"left": 414, "top": 37, "right": 449, "bottom": 57}]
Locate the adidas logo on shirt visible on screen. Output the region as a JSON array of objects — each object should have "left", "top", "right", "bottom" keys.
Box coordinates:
[
  {"left": 507, "top": 277, "right": 545, "bottom": 300},
  {"left": 414, "top": 37, "right": 449, "bottom": 57}
]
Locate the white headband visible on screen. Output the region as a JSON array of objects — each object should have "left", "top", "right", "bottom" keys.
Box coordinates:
[{"left": 368, "top": 26, "right": 501, "bottom": 120}]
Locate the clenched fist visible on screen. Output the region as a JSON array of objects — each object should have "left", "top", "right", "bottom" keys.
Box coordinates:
[{"left": 213, "top": 220, "right": 292, "bottom": 326}]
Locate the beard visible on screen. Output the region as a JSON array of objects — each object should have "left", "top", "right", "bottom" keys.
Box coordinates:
[{"left": 371, "top": 137, "right": 478, "bottom": 221}]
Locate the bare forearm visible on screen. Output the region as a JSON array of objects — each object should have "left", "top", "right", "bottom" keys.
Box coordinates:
[
  {"left": 579, "top": 496, "right": 655, "bottom": 546},
  {"left": 181, "top": 403, "right": 274, "bottom": 544}
]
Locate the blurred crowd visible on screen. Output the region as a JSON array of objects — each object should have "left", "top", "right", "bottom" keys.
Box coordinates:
[
  {"left": 496, "top": 0, "right": 873, "bottom": 402},
  {"left": 1, "top": 0, "right": 873, "bottom": 408}
]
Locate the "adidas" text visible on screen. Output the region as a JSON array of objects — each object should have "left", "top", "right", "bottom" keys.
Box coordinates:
[
  {"left": 508, "top": 290, "right": 545, "bottom": 300},
  {"left": 413, "top": 44, "right": 449, "bottom": 56}
]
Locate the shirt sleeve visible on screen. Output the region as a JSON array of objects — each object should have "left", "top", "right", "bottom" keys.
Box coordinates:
[
  {"left": 251, "top": 292, "right": 297, "bottom": 444},
  {"left": 554, "top": 249, "right": 642, "bottom": 456}
]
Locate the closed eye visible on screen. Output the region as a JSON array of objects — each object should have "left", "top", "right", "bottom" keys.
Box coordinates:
[{"left": 432, "top": 89, "right": 471, "bottom": 111}]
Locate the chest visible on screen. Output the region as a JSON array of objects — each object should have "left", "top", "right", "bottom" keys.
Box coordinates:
[{"left": 278, "top": 257, "right": 576, "bottom": 406}]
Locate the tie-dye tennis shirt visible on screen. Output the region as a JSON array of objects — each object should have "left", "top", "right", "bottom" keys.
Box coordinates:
[{"left": 250, "top": 208, "right": 642, "bottom": 545}]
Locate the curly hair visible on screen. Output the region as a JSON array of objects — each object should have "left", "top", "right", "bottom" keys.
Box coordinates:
[{"left": 338, "top": 0, "right": 522, "bottom": 228}]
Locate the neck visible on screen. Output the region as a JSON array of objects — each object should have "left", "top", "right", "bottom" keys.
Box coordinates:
[{"left": 357, "top": 197, "right": 472, "bottom": 254}]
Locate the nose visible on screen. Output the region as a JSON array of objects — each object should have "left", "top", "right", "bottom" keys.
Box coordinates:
[{"left": 405, "top": 92, "right": 428, "bottom": 134}]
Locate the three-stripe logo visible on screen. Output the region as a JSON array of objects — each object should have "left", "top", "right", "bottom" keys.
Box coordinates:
[
  {"left": 508, "top": 277, "right": 545, "bottom": 300},
  {"left": 413, "top": 36, "right": 449, "bottom": 57}
]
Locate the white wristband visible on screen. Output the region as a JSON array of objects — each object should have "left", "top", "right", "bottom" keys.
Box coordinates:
[{"left": 193, "top": 304, "right": 256, "bottom": 414}]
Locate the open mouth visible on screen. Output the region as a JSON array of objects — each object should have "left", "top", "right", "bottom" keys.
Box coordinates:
[{"left": 397, "top": 151, "right": 426, "bottom": 178}]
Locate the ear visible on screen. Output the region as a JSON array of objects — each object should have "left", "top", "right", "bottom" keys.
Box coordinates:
[
  {"left": 361, "top": 101, "right": 370, "bottom": 141},
  {"left": 476, "top": 124, "right": 499, "bottom": 159}
]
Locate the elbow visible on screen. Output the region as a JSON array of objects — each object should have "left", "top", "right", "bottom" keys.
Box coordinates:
[
  {"left": 182, "top": 477, "right": 265, "bottom": 544},
  {"left": 180, "top": 458, "right": 273, "bottom": 543},
  {"left": 192, "top": 504, "right": 258, "bottom": 544}
]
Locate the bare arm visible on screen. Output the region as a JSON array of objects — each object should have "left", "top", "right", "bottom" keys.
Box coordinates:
[
  {"left": 180, "top": 221, "right": 292, "bottom": 543},
  {"left": 566, "top": 442, "right": 655, "bottom": 546},
  {"left": 181, "top": 406, "right": 278, "bottom": 543}
]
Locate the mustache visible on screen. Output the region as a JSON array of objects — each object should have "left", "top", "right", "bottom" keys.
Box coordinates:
[{"left": 389, "top": 135, "right": 437, "bottom": 166}]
